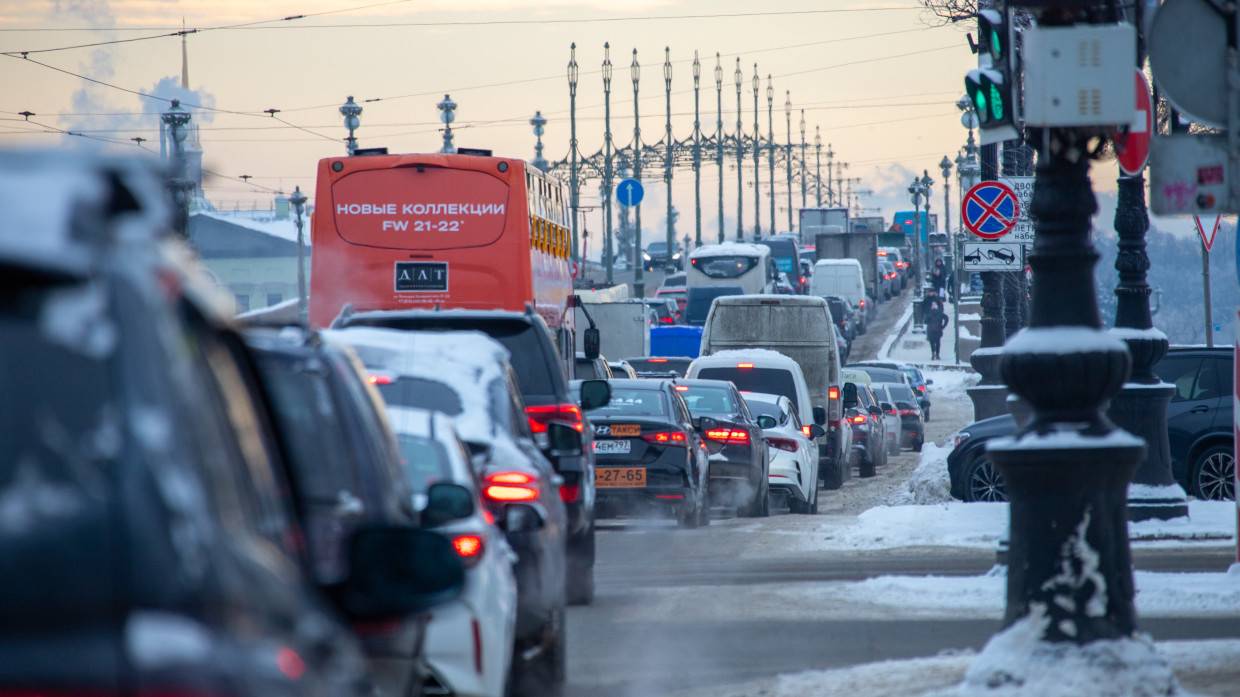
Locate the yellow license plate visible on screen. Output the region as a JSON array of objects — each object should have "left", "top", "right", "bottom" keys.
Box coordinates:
[
  {"left": 597, "top": 467, "right": 646, "bottom": 488},
  {"left": 609, "top": 424, "right": 641, "bottom": 437}
]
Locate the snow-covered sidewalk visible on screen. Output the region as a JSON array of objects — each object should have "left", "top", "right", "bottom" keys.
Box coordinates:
[{"left": 883, "top": 298, "right": 969, "bottom": 367}]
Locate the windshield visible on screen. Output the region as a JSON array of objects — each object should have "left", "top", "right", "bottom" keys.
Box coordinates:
[
  {"left": 255, "top": 356, "right": 353, "bottom": 500},
  {"left": 695, "top": 367, "right": 799, "bottom": 410},
  {"left": 647, "top": 242, "right": 668, "bottom": 253},
  {"left": 679, "top": 385, "right": 739, "bottom": 417},
  {"left": 395, "top": 434, "right": 453, "bottom": 493},
  {"left": 586, "top": 387, "right": 668, "bottom": 417},
  {"left": 691, "top": 255, "right": 758, "bottom": 279}
]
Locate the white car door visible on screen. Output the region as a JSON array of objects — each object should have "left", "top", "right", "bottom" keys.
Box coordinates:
[{"left": 785, "top": 402, "right": 817, "bottom": 502}]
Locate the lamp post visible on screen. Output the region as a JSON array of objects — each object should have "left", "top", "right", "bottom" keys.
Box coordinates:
[
  {"left": 602, "top": 44, "right": 615, "bottom": 285},
  {"left": 766, "top": 77, "right": 775, "bottom": 235},
  {"left": 799, "top": 110, "right": 808, "bottom": 220},
  {"left": 631, "top": 49, "right": 644, "bottom": 298},
  {"left": 784, "top": 92, "right": 794, "bottom": 233},
  {"left": 715, "top": 54, "right": 724, "bottom": 244},
  {"left": 664, "top": 48, "right": 675, "bottom": 271},
  {"left": 161, "top": 98, "right": 192, "bottom": 235},
  {"left": 908, "top": 172, "right": 933, "bottom": 329},
  {"left": 692, "top": 51, "right": 702, "bottom": 248},
  {"left": 752, "top": 65, "right": 762, "bottom": 241},
  {"left": 815, "top": 128, "right": 823, "bottom": 208},
  {"left": 289, "top": 185, "right": 308, "bottom": 322},
  {"left": 340, "top": 95, "right": 361, "bottom": 155},
  {"left": 437, "top": 94, "right": 457, "bottom": 154},
  {"left": 567, "top": 44, "right": 580, "bottom": 261},
  {"left": 826, "top": 143, "right": 834, "bottom": 206},
  {"left": 530, "top": 111, "right": 548, "bottom": 172},
  {"left": 940, "top": 155, "right": 956, "bottom": 362},
  {"left": 734, "top": 58, "right": 744, "bottom": 242}
]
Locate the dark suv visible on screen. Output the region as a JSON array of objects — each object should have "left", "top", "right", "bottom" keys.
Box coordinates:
[
  {"left": 336, "top": 308, "right": 600, "bottom": 603},
  {"left": 0, "top": 152, "right": 462, "bottom": 697}
]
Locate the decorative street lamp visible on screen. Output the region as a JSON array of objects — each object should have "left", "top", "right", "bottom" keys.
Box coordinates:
[
  {"left": 664, "top": 47, "right": 676, "bottom": 271},
  {"left": 289, "top": 185, "right": 309, "bottom": 323},
  {"left": 734, "top": 58, "right": 744, "bottom": 242},
  {"left": 715, "top": 53, "right": 724, "bottom": 244},
  {"left": 692, "top": 51, "right": 702, "bottom": 248},
  {"left": 799, "top": 109, "right": 808, "bottom": 213},
  {"left": 530, "top": 111, "right": 548, "bottom": 172},
  {"left": 161, "top": 98, "right": 192, "bottom": 235},
  {"left": 825, "top": 143, "right": 835, "bottom": 206},
  {"left": 815, "top": 127, "right": 823, "bottom": 207},
  {"left": 437, "top": 94, "right": 457, "bottom": 154},
  {"left": 784, "top": 91, "right": 793, "bottom": 233},
  {"left": 940, "top": 154, "right": 956, "bottom": 362},
  {"left": 567, "top": 44, "right": 580, "bottom": 261},
  {"left": 631, "top": 49, "right": 644, "bottom": 298},
  {"left": 766, "top": 76, "right": 775, "bottom": 234},
  {"left": 602, "top": 43, "right": 615, "bottom": 285},
  {"left": 752, "top": 65, "right": 762, "bottom": 240},
  {"left": 339, "top": 95, "right": 362, "bottom": 155}
]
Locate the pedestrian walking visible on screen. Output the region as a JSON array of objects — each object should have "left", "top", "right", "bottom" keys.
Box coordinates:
[
  {"left": 930, "top": 258, "right": 948, "bottom": 296},
  {"left": 926, "top": 300, "right": 949, "bottom": 361}
]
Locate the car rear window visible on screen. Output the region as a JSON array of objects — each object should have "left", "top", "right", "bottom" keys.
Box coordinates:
[
  {"left": 686, "top": 287, "right": 742, "bottom": 325},
  {"left": 587, "top": 387, "right": 668, "bottom": 417},
  {"left": 857, "top": 366, "right": 904, "bottom": 383},
  {"left": 628, "top": 357, "right": 692, "bottom": 376},
  {"left": 692, "top": 255, "right": 758, "bottom": 279},
  {"left": 886, "top": 384, "right": 916, "bottom": 402},
  {"left": 696, "top": 368, "right": 798, "bottom": 410},
  {"left": 377, "top": 376, "right": 464, "bottom": 415},
  {"left": 679, "top": 385, "right": 739, "bottom": 417},
  {"left": 742, "top": 398, "right": 786, "bottom": 425},
  {"left": 396, "top": 434, "right": 453, "bottom": 493}
]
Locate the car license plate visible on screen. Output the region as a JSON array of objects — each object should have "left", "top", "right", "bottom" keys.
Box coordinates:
[
  {"left": 609, "top": 424, "right": 641, "bottom": 437},
  {"left": 593, "top": 439, "right": 632, "bottom": 454},
  {"left": 597, "top": 466, "right": 646, "bottom": 488}
]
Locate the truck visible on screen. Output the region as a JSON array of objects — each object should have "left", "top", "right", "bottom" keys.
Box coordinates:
[
  {"left": 574, "top": 300, "right": 650, "bottom": 360},
  {"left": 850, "top": 215, "right": 885, "bottom": 234},
  {"left": 799, "top": 207, "right": 850, "bottom": 245},
  {"left": 815, "top": 229, "right": 881, "bottom": 303}
]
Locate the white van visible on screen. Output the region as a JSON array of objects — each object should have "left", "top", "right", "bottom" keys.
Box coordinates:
[
  {"left": 688, "top": 242, "right": 778, "bottom": 295},
  {"left": 811, "top": 259, "right": 867, "bottom": 315},
  {"left": 695, "top": 295, "right": 851, "bottom": 489}
]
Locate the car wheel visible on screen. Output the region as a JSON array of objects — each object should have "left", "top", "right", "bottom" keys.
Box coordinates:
[
  {"left": 913, "top": 437, "right": 924, "bottom": 452},
  {"left": 511, "top": 608, "right": 566, "bottom": 697},
  {"left": 965, "top": 454, "right": 1008, "bottom": 503},
  {"left": 859, "top": 451, "right": 876, "bottom": 478},
  {"left": 1191, "top": 445, "right": 1236, "bottom": 501},
  {"left": 566, "top": 526, "right": 595, "bottom": 606},
  {"left": 923, "top": 409, "right": 930, "bottom": 422},
  {"left": 750, "top": 479, "right": 771, "bottom": 517},
  {"left": 808, "top": 479, "right": 819, "bottom": 514},
  {"left": 697, "top": 487, "right": 711, "bottom": 526}
]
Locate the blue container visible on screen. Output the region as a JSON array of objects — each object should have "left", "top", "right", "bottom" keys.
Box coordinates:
[{"left": 650, "top": 326, "right": 703, "bottom": 358}]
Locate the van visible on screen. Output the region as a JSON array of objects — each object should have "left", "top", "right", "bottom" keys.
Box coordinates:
[
  {"left": 811, "top": 259, "right": 867, "bottom": 312},
  {"left": 688, "top": 242, "right": 778, "bottom": 295},
  {"left": 696, "top": 295, "right": 850, "bottom": 489}
]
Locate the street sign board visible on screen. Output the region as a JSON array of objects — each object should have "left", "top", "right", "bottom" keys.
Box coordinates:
[
  {"left": 962, "top": 180, "right": 1020, "bottom": 240},
  {"left": 962, "top": 241, "right": 1024, "bottom": 272},
  {"left": 617, "top": 178, "right": 644, "bottom": 207},
  {"left": 1195, "top": 215, "right": 1221, "bottom": 253},
  {"left": 1004, "top": 176, "right": 1035, "bottom": 244},
  {"left": 1149, "top": 133, "right": 1231, "bottom": 215},
  {"left": 1116, "top": 69, "right": 1153, "bottom": 176}
]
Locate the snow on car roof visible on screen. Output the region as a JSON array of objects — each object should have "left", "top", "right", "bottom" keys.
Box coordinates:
[
  {"left": 693, "top": 348, "right": 797, "bottom": 368},
  {"left": 689, "top": 242, "right": 771, "bottom": 259}
]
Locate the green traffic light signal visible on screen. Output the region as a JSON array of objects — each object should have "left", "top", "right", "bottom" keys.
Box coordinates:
[
  {"left": 989, "top": 84, "right": 1004, "bottom": 121},
  {"left": 989, "top": 28, "right": 1004, "bottom": 61},
  {"left": 975, "top": 90, "right": 988, "bottom": 120}
]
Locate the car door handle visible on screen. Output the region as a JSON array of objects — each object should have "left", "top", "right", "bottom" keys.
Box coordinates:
[{"left": 1189, "top": 405, "right": 1209, "bottom": 414}]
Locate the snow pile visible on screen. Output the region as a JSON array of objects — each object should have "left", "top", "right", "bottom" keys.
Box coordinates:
[
  {"left": 1003, "top": 326, "right": 1128, "bottom": 356},
  {"left": 923, "top": 368, "right": 981, "bottom": 400},
  {"left": 935, "top": 606, "right": 1180, "bottom": 697},
  {"left": 889, "top": 441, "right": 956, "bottom": 505}
]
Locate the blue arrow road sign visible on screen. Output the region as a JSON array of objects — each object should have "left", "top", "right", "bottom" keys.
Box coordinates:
[{"left": 617, "top": 178, "right": 645, "bottom": 207}]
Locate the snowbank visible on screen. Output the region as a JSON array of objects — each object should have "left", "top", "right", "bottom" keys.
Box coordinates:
[
  {"left": 923, "top": 368, "right": 981, "bottom": 400},
  {"left": 888, "top": 441, "right": 956, "bottom": 505}
]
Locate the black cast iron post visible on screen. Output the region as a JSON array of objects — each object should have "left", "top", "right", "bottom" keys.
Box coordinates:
[{"left": 967, "top": 142, "right": 1010, "bottom": 421}]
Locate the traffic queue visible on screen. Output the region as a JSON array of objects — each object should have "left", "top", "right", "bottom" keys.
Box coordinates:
[{"left": 1, "top": 149, "right": 932, "bottom": 697}]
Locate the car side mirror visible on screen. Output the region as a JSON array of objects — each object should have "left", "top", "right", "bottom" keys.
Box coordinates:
[
  {"left": 867, "top": 405, "right": 882, "bottom": 416},
  {"left": 334, "top": 525, "right": 464, "bottom": 621},
  {"left": 501, "top": 504, "right": 544, "bottom": 533},
  {"left": 808, "top": 424, "right": 826, "bottom": 439},
  {"left": 422, "top": 482, "right": 475, "bottom": 528},
  {"left": 812, "top": 406, "right": 827, "bottom": 426},
  {"left": 545, "top": 421, "right": 583, "bottom": 457},
  {"left": 579, "top": 379, "right": 611, "bottom": 410},
  {"left": 880, "top": 402, "right": 895, "bottom": 412},
  {"left": 842, "top": 382, "right": 858, "bottom": 407},
  {"left": 583, "top": 327, "right": 601, "bottom": 360},
  {"left": 755, "top": 415, "right": 778, "bottom": 430}
]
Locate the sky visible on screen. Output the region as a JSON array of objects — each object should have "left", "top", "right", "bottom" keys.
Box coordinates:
[{"left": 0, "top": 0, "right": 1202, "bottom": 240}]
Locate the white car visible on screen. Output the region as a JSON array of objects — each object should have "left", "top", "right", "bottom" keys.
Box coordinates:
[
  {"left": 386, "top": 407, "right": 518, "bottom": 697},
  {"left": 741, "top": 392, "right": 822, "bottom": 514}
]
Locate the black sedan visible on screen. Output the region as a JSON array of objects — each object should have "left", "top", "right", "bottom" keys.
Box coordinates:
[
  {"left": 675, "top": 379, "right": 772, "bottom": 517},
  {"left": 947, "top": 413, "right": 1014, "bottom": 502},
  {"left": 874, "top": 382, "right": 925, "bottom": 451},
  {"left": 582, "top": 380, "right": 712, "bottom": 527}
]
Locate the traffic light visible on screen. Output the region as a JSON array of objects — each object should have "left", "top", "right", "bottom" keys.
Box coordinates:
[{"left": 965, "top": 8, "right": 1020, "bottom": 140}]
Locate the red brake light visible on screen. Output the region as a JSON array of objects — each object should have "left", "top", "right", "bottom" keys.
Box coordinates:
[
  {"left": 559, "top": 483, "right": 581, "bottom": 503},
  {"left": 859, "top": 299, "right": 866, "bottom": 308},
  {"left": 706, "top": 428, "right": 750, "bottom": 444},
  {"left": 525, "top": 403, "right": 584, "bottom": 433},
  {"left": 828, "top": 386, "right": 840, "bottom": 401},
  {"left": 648, "top": 357, "right": 669, "bottom": 363},
  {"left": 642, "top": 430, "right": 688, "bottom": 446},
  {"left": 674, "top": 385, "right": 689, "bottom": 392},
  {"left": 848, "top": 414, "right": 867, "bottom": 424},
  {"left": 801, "top": 425, "right": 813, "bottom": 437},
  {"left": 368, "top": 373, "right": 394, "bottom": 385},
  {"left": 916, "top": 385, "right": 926, "bottom": 394},
  {"left": 452, "top": 533, "right": 485, "bottom": 559},
  {"left": 898, "top": 408, "right": 919, "bottom": 416},
  {"left": 484, "top": 471, "right": 540, "bottom": 502},
  {"left": 767, "top": 437, "right": 799, "bottom": 452},
  {"left": 737, "top": 362, "right": 755, "bottom": 369},
  {"left": 660, "top": 316, "right": 674, "bottom": 324}
]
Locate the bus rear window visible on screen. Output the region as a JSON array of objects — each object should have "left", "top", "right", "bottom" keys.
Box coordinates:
[
  {"left": 695, "top": 367, "right": 799, "bottom": 410},
  {"left": 691, "top": 255, "right": 758, "bottom": 279},
  {"left": 330, "top": 167, "right": 509, "bottom": 250}
]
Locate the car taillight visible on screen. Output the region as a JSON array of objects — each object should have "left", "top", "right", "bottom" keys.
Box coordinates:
[
  {"left": 828, "top": 386, "right": 840, "bottom": 402},
  {"left": 642, "top": 430, "right": 688, "bottom": 446},
  {"left": 525, "top": 403, "right": 584, "bottom": 433},
  {"left": 648, "top": 357, "right": 669, "bottom": 363},
  {"left": 898, "top": 408, "right": 919, "bottom": 416},
  {"left": 737, "top": 362, "right": 754, "bottom": 369},
  {"left": 801, "top": 425, "right": 813, "bottom": 437},
  {"left": 367, "top": 373, "right": 394, "bottom": 385},
  {"left": 706, "top": 428, "right": 750, "bottom": 444},
  {"left": 886, "top": 408, "right": 898, "bottom": 416},
  {"left": 483, "top": 471, "right": 540, "bottom": 502},
  {"left": 848, "top": 414, "right": 867, "bottom": 424},
  {"left": 767, "top": 437, "right": 799, "bottom": 452},
  {"left": 916, "top": 385, "right": 926, "bottom": 394},
  {"left": 559, "top": 483, "right": 581, "bottom": 503},
  {"left": 674, "top": 385, "right": 689, "bottom": 392},
  {"left": 858, "top": 299, "right": 866, "bottom": 308},
  {"left": 660, "top": 316, "right": 674, "bottom": 324},
  {"left": 452, "top": 534, "right": 486, "bottom": 564}
]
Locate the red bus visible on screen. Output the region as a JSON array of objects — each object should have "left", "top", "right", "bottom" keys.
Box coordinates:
[{"left": 309, "top": 151, "right": 574, "bottom": 333}]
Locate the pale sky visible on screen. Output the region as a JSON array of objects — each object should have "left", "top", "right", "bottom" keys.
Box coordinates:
[{"left": 1, "top": 0, "right": 1174, "bottom": 239}]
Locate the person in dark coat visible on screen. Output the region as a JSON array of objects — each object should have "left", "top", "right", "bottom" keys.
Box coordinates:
[
  {"left": 926, "top": 300, "right": 949, "bottom": 361},
  {"left": 930, "top": 258, "right": 948, "bottom": 295}
]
